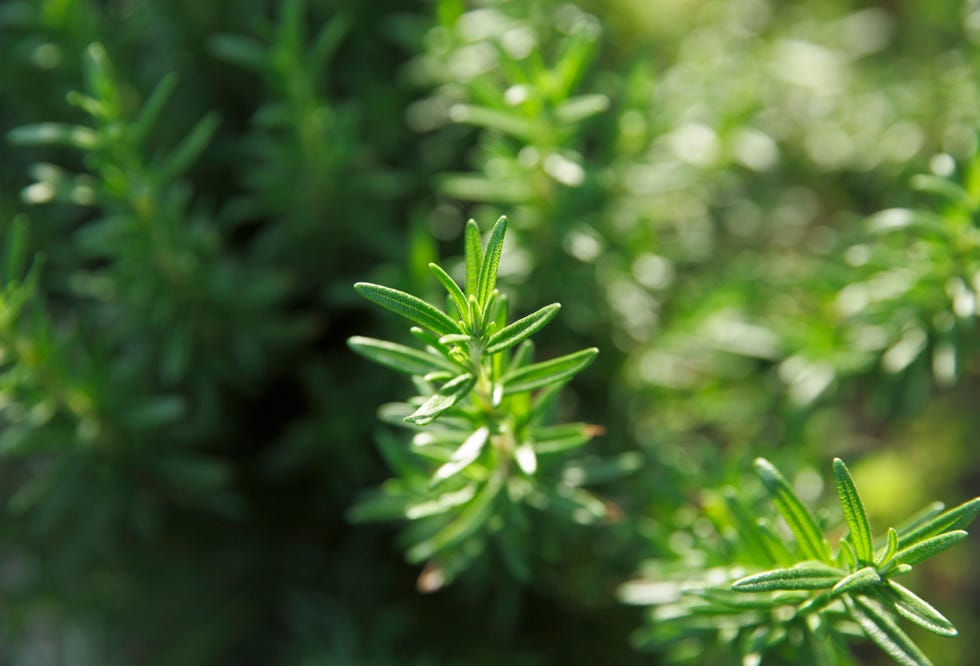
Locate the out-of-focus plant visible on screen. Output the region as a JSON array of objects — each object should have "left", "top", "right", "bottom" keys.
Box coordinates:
[
  {"left": 9, "top": 44, "right": 307, "bottom": 402},
  {"left": 209, "top": 0, "right": 404, "bottom": 285},
  {"left": 832, "top": 152, "right": 980, "bottom": 397},
  {"left": 621, "top": 457, "right": 979, "bottom": 666},
  {"left": 348, "top": 216, "right": 634, "bottom": 589},
  {"left": 407, "top": 1, "right": 613, "bottom": 303}
]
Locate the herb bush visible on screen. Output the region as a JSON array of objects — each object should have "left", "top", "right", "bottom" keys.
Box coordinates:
[{"left": 0, "top": 0, "right": 978, "bottom": 664}]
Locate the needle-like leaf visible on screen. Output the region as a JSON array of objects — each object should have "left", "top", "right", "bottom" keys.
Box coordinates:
[
  {"left": 485, "top": 303, "right": 560, "bottom": 354},
  {"left": 433, "top": 427, "right": 490, "bottom": 481},
  {"left": 477, "top": 216, "right": 507, "bottom": 308},
  {"left": 429, "top": 262, "right": 468, "bottom": 320},
  {"left": 883, "top": 581, "right": 957, "bottom": 637},
  {"left": 503, "top": 348, "right": 598, "bottom": 394},
  {"left": 898, "top": 498, "right": 980, "bottom": 548},
  {"left": 732, "top": 562, "right": 843, "bottom": 592},
  {"left": 405, "top": 485, "right": 478, "bottom": 520},
  {"left": 404, "top": 373, "right": 475, "bottom": 426},
  {"left": 877, "top": 527, "right": 899, "bottom": 568},
  {"left": 834, "top": 458, "right": 875, "bottom": 564},
  {"left": 845, "top": 595, "right": 933, "bottom": 666},
  {"left": 892, "top": 530, "right": 968, "bottom": 568},
  {"left": 464, "top": 219, "right": 482, "bottom": 298},
  {"left": 832, "top": 566, "right": 879, "bottom": 596},
  {"left": 407, "top": 473, "right": 504, "bottom": 563},
  {"left": 355, "top": 282, "right": 460, "bottom": 336},
  {"left": 754, "top": 458, "right": 833, "bottom": 564},
  {"left": 348, "top": 336, "right": 459, "bottom": 375}
]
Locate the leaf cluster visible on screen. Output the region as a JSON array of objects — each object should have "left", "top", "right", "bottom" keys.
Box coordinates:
[
  {"left": 621, "top": 457, "right": 979, "bottom": 666},
  {"left": 348, "top": 216, "right": 623, "bottom": 587}
]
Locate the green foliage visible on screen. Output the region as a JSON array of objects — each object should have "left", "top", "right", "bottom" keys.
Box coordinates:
[
  {"left": 348, "top": 216, "right": 616, "bottom": 588},
  {"left": 1, "top": 0, "right": 980, "bottom": 664},
  {"left": 622, "top": 457, "right": 978, "bottom": 665}
]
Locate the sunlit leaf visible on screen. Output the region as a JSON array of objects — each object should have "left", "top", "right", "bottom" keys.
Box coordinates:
[
  {"left": 477, "top": 216, "right": 507, "bottom": 308},
  {"left": 834, "top": 458, "right": 874, "bottom": 564},
  {"left": 406, "top": 473, "right": 504, "bottom": 562},
  {"left": 732, "top": 562, "right": 843, "bottom": 592},
  {"left": 892, "top": 530, "right": 968, "bottom": 568},
  {"left": 405, "top": 373, "right": 475, "bottom": 426},
  {"left": 898, "top": 498, "right": 980, "bottom": 548},
  {"left": 464, "top": 219, "right": 482, "bottom": 298},
  {"left": 503, "top": 348, "right": 598, "bottom": 394},
  {"left": 433, "top": 427, "right": 490, "bottom": 481},
  {"left": 846, "top": 595, "right": 933, "bottom": 666},
  {"left": 348, "top": 336, "right": 459, "bottom": 376},
  {"left": 485, "top": 303, "right": 560, "bottom": 354},
  {"left": 831, "top": 566, "right": 879, "bottom": 596},
  {"left": 355, "top": 282, "right": 460, "bottom": 336},
  {"left": 882, "top": 581, "right": 957, "bottom": 637}
]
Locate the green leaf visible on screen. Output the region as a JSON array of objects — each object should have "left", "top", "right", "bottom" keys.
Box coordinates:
[
  {"left": 554, "top": 94, "right": 610, "bottom": 125},
  {"left": 405, "top": 485, "right": 478, "bottom": 520},
  {"left": 310, "top": 12, "right": 351, "bottom": 72},
  {"left": 355, "top": 282, "right": 460, "bottom": 336},
  {"left": 158, "top": 111, "right": 221, "bottom": 181},
  {"left": 477, "top": 216, "right": 507, "bottom": 308},
  {"left": 464, "top": 219, "right": 481, "bottom": 298},
  {"left": 429, "top": 262, "right": 468, "bottom": 320},
  {"left": 806, "top": 619, "right": 846, "bottom": 666},
  {"left": 495, "top": 503, "right": 531, "bottom": 582},
  {"left": 432, "top": 427, "right": 490, "bottom": 481},
  {"left": 883, "top": 581, "right": 957, "bottom": 637},
  {"left": 754, "top": 458, "right": 833, "bottom": 564},
  {"left": 531, "top": 423, "right": 594, "bottom": 454},
  {"left": 834, "top": 458, "right": 875, "bottom": 564},
  {"left": 208, "top": 33, "right": 267, "bottom": 71},
  {"left": 723, "top": 489, "right": 789, "bottom": 566},
  {"left": 4, "top": 216, "right": 29, "bottom": 285},
  {"left": 348, "top": 336, "right": 459, "bottom": 376},
  {"left": 133, "top": 72, "right": 178, "bottom": 143},
  {"left": 121, "top": 396, "right": 186, "bottom": 429},
  {"left": 560, "top": 452, "right": 642, "bottom": 486},
  {"left": 480, "top": 289, "right": 500, "bottom": 335},
  {"left": 7, "top": 123, "right": 98, "bottom": 150},
  {"left": 691, "top": 587, "right": 809, "bottom": 611},
  {"left": 845, "top": 595, "right": 933, "bottom": 666},
  {"left": 877, "top": 527, "right": 899, "bottom": 568},
  {"left": 732, "top": 562, "right": 843, "bottom": 592},
  {"left": 348, "top": 488, "right": 415, "bottom": 522},
  {"left": 65, "top": 91, "right": 105, "bottom": 119},
  {"left": 832, "top": 566, "right": 880, "bottom": 596},
  {"left": 406, "top": 473, "right": 503, "bottom": 562},
  {"left": 892, "top": 530, "right": 968, "bottom": 568},
  {"left": 898, "top": 498, "right": 980, "bottom": 548},
  {"left": 438, "top": 334, "right": 471, "bottom": 345},
  {"left": 485, "top": 303, "right": 560, "bottom": 354},
  {"left": 839, "top": 537, "right": 857, "bottom": 570},
  {"left": 449, "top": 104, "right": 535, "bottom": 141},
  {"left": 410, "top": 326, "right": 452, "bottom": 355},
  {"left": 404, "top": 373, "right": 475, "bottom": 426},
  {"left": 503, "top": 347, "right": 598, "bottom": 394},
  {"left": 514, "top": 441, "right": 537, "bottom": 475},
  {"left": 532, "top": 484, "right": 607, "bottom": 524},
  {"left": 909, "top": 174, "right": 971, "bottom": 208},
  {"left": 893, "top": 502, "right": 945, "bottom": 542}
]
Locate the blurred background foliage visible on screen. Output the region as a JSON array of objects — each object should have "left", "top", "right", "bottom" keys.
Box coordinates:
[{"left": 0, "top": 0, "right": 978, "bottom": 663}]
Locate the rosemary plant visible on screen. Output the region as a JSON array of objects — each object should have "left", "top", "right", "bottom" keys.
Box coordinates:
[
  {"left": 621, "top": 457, "right": 979, "bottom": 666},
  {"left": 348, "top": 216, "right": 609, "bottom": 588}
]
